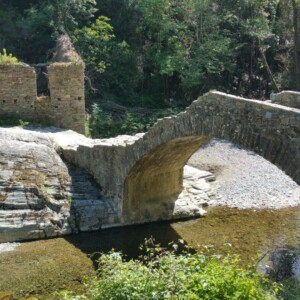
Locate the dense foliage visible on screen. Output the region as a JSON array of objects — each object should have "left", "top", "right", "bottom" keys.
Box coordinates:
[
  {"left": 59, "top": 243, "right": 278, "bottom": 300},
  {"left": 88, "top": 105, "right": 180, "bottom": 137},
  {"left": 1, "top": 1, "right": 300, "bottom": 100}
]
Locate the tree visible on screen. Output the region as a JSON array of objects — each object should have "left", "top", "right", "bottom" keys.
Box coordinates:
[
  {"left": 72, "top": 16, "right": 139, "bottom": 100},
  {"left": 292, "top": 0, "right": 300, "bottom": 90},
  {"left": 0, "top": 0, "right": 97, "bottom": 63}
]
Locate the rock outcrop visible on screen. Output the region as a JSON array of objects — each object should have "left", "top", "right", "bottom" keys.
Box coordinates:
[{"left": 0, "top": 127, "right": 117, "bottom": 242}]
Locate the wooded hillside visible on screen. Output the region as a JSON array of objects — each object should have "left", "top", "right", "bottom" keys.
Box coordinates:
[{"left": 0, "top": 0, "right": 299, "bottom": 136}]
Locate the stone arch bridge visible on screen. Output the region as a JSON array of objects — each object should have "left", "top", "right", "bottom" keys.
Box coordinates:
[{"left": 54, "top": 91, "right": 300, "bottom": 226}]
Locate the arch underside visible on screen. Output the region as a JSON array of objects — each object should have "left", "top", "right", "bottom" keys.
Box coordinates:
[
  {"left": 123, "top": 135, "right": 299, "bottom": 224},
  {"left": 123, "top": 136, "right": 211, "bottom": 223}
]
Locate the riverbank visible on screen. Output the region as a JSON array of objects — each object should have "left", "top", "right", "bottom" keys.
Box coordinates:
[{"left": 0, "top": 243, "right": 20, "bottom": 253}]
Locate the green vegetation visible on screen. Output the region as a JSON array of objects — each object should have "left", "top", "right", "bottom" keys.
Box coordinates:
[
  {"left": 0, "top": 49, "right": 18, "bottom": 64},
  {"left": 88, "top": 105, "right": 180, "bottom": 138},
  {"left": 280, "top": 277, "right": 300, "bottom": 300},
  {"left": 59, "top": 242, "right": 278, "bottom": 300},
  {"left": 0, "top": 114, "right": 52, "bottom": 128},
  {"left": 1, "top": 0, "right": 300, "bottom": 112}
]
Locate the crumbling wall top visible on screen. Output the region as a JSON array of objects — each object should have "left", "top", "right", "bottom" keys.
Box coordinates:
[{"left": 52, "top": 35, "right": 84, "bottom": 66}]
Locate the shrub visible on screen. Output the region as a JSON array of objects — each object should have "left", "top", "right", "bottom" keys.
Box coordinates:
[
  {"left": 279, "top": 277, "right": 300, "bottom": 300},
  {"left": 88, "top": 104, "right": 181, "bottom": 138},
  {"left": 0, "top": 49, "right": 19, "bottom": 64},
  {"left": 59, "top": 243, "right": 278, "bottom": 300}
]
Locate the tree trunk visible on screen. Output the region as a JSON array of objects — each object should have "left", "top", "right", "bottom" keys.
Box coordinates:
[
  {"left": 292, "top": 0, "right": 300, "bottom": 91},
  {"left": 259, "top": 47, "right": 280, "bottom": 93}
]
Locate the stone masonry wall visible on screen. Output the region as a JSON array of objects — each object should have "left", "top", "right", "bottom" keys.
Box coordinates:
[
  {"left": 271, "top": 91, "right": 300, "bottom": 109},
  {"left": 0, "top": 64, "right": 36, "bottom": 118},
  {"left": 0, "top": 63, "right": 85, "bottom": 133},
  {"left": 48, "top": 63, "right": 85, "bottom": 134}
]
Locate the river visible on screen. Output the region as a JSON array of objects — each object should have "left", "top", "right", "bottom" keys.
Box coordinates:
[{"left": 0, "top": 205, "right": 300, "bottom": 299}]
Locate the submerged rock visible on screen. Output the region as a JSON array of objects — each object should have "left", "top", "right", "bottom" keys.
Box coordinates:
[{"left": 258, "top": 247, "right": 300, "bottom": 282}]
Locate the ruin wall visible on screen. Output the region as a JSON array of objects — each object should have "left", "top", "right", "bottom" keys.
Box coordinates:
[
  {"left": 0, "top": 63, "right": 85, "bottom": 134},
  {"left": 48, "top": 63, "right": 85, "bottom": 134},
  {"left": 0, "top": 64, "right": 36, "bottom": 118}
]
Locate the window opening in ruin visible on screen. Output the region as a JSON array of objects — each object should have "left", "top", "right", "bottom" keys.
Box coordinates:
[{"left": 35, "top": 64, "right": 50, "bottom": 96}]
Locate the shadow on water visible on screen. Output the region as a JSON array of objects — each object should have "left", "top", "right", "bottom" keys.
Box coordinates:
[
  {"left": 64, "top": 221, "right": 187, "bottom": 268},
  {"left": 258, "top": 246, "right": 300, "bottom": 281}
]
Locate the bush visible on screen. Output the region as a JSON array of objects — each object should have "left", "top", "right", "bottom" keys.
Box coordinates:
[
  {"left": 279, "top": 277, "right": 300, "bottom": 300},
  {"left": 0, "top": 48, "right": 18, "bottom": 64},
  {"left": 88, "top": 104, "right": 181, "bottom": 138},
  {"left": 59, "top": 243, "right": 278, "bottom": 300}
]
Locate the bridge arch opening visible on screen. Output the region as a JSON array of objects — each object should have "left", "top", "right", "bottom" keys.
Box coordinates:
[{"left": 123, "top": 136, "right": 211, "bottom": 223}]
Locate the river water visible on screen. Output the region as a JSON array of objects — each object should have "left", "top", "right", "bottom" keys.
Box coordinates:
[{"left": 1, "top": 205, "right": 300, "bottom": 299}]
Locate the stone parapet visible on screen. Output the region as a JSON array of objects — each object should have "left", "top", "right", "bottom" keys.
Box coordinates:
[
  {"left": 270, "top": 91, "right": 300, "bottom": 109},
  {"left": 0, "top": 63, "right": 36, "bottom": 118}
]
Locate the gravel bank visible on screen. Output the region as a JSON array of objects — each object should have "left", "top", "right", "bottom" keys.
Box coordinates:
[{"left": 188, "top": 139, "right": 300, "bottom": 209}]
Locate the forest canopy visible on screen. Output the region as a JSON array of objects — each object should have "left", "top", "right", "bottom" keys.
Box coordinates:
[{"left": 0, "top": 0, "right": 299, "bottom": 110}]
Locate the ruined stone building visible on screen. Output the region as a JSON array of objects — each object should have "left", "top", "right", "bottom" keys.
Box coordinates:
[{"left": 0, "top": 36, "right": 85, "bottom": 134}]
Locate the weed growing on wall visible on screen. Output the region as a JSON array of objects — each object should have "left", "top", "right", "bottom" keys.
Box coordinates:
[{"left": 0, "top": 49, "right": 19, "bottom": 64}]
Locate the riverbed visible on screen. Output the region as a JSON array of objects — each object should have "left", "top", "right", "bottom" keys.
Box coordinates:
[{"left": 0, "top": 206, "right": 300, "bottom": 299}]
